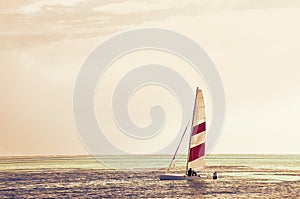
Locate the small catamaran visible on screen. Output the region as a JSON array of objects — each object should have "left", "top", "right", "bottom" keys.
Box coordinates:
[{"left": 160, "top": 87, "right": 217, "bottom": 180}]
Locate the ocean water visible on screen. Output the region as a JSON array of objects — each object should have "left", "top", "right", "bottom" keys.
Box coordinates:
[{"left": 0, "top": 155, "right": 299, "bottom": 198}]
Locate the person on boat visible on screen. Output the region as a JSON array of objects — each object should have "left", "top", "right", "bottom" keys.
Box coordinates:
[
  {"left": 187, "top": 168, "right": 192, "bottom": 176},
  {"left": 213, "top": 171, "right": 218, "bottom": 179},
  {"left": 192, "top": 170, "right": 197, "bottom": 176}
]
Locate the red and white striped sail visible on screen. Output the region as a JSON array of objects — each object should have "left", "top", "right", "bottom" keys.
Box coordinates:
[{"left": 187, "top": 88, "right": 206, "bottom": 172}]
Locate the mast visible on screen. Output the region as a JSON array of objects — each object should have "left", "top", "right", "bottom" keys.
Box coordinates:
[{"left": 185, "top": 87, "right": 199, "bottom": 174}]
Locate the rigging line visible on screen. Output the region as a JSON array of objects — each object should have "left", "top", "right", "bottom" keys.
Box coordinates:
[{"left": 167, "top": 119, "right": 191, "bottom": 172}]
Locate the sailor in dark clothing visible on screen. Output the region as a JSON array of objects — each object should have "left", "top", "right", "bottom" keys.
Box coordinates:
[
  {"left": 187, "top": 168, "right": 192, "bottom": 176},
  {"left": 213, "top": 171, "right": 218, "bottom": 179},
  {"left": 192, "top": 170, "right": 197, "bottom": 176}
]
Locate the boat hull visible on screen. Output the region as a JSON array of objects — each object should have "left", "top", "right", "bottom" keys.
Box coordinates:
[{"left": 159, "top": 174, "right": 207, "bottom": 181}]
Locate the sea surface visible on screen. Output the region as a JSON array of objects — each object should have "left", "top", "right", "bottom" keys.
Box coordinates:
[{"left": 0, "top": 154, "right": 299, "bottom": 198}]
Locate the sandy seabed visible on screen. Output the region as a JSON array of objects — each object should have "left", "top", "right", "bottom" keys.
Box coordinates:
[{"left": 0, "top": 165, "right": 299, "bottom": 198}]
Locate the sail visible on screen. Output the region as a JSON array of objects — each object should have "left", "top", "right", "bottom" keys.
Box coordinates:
[{"left": 187, "top": 88, "right": 206, "bottom": 172}]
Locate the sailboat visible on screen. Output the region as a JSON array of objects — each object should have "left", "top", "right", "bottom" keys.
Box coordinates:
[{"left": 160, "top": 87, "right": 216, "bottom": 180}]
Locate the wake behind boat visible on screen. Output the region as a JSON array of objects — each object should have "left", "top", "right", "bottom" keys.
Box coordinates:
[{"left": 159, "top": 87, "right": 217, "bottom": 181}]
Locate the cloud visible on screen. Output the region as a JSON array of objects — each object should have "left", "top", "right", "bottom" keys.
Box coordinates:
[{"left": 1, "top": 0, "right": 224, "bottom": 49}]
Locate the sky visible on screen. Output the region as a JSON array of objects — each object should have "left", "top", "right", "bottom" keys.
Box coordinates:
[{"left": 1, "top": 0, "right": 300, "bottom": 156}]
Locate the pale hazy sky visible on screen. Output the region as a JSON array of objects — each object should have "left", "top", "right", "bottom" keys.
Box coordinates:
[{"left": 1, "top": 0, "right": 300, "bottom": 155}]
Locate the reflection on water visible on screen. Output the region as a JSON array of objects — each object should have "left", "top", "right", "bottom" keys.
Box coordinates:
[
  {"left": 225, "top": 171, "right": 300, "bottom": 182},
  {"left": 0, "top": 155, "right": 299, "bottom": 198}
]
